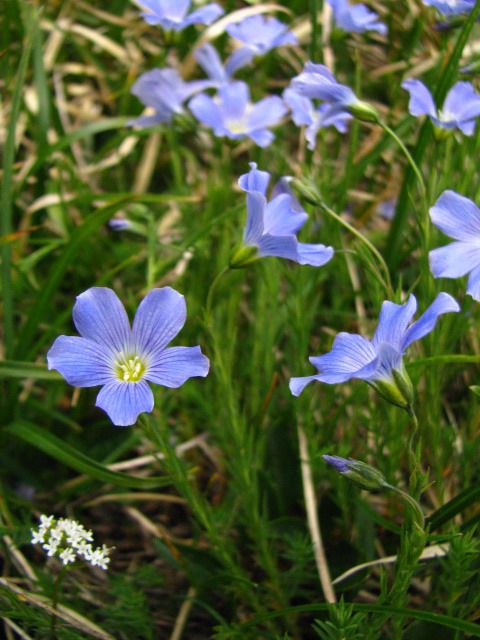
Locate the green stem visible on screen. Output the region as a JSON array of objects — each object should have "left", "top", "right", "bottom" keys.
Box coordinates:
[
  {"left": 205, "top": 265, "right": 230, "bottom": 322},
  {"left": 50, "top": 567, "right": 67, "bottom": 639},
  {"left": 379, "top": 121, "right": 427, "bottom": 199}
]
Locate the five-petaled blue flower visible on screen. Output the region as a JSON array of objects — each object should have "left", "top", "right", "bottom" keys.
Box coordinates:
[
  {"left": 421, "top": 0, "right": 474, "bottom": 15},
  {"left": 138, "top": 0, "right": 223, "bottom": 31},
  {"left": 47, "top": 287, "right": 210, "bottom": 427},
  {"left": 130, "top": 68, "right": 213, "bottom": 127},
  {"left": 402, "top": 79, "right": 480, "bottom": 136},
  {"left": 283, "top": 87, "right": 352, "bottom": 148},
  {"left": 429, "top": 190, "right": 480, "bottom": 301},
  {"left": 328, "top": 0, "right": 387, "bottom": 34},
  {"left": 232, "top": 162, "right": 334, "bottom": 267},
  {"left": 225, "top": 15, "right": 297, "bottom": 74},
  {"left": 189, "top": 81, "right": 287, "bottom": 147},
  {"left": 290, "top": 293, "right": 459, "bottom": 408}
]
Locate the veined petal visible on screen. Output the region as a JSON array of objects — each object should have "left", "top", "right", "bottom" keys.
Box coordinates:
[
  {"left": 402, "top": 79, "right": 437, "bottom": 118},
  {"left": 309, "top": 332, "right": 377, "bottom": 383},
  {"left": 429, "top": 241, "right": 480, "bottom": 278},
  {"left": 283, "top": 88, "right": 315, "bottom": 126},
  {"left": 195, "top": 43, "right": 228, "bottom": 83},
  {"left": 289, "top": 374, "right": 322, "bottom": 396},
  {"left": 257, "top": 233, "right": 299, "bottom": 261},
  {"left": 47, "top": 336, "right": 114, "bottom": 387},
  {"left": 145, "top": 346, "right": 209, "bottom": 387},
  {"left": 369, "top": 343, "right": 402, "bottom": 381},
  {"left": 248, "top": 96, "right": 287, "bottom": 130},
  {"left": 401, "top": 292, "right": 459, "bottom": 350},
  {"left": 181, "top": 3, "right": 224, "bottom": 28},
  {"left": 73, "top": 288, "right": 131, "bottom": 352},
  {"left": 296, "top": 243, "right": 334, "bottom": 267},
  {"left": 132, "top": 287, "right": 186, "bottom": 356},
  {"left": 443, "top": 81, "right": 480, "bottom": 123},
  {"left": 225, "top": 47, "right": 256, "bottom": 76},
  {"left": 248, "top": 128, "right": 275, "bottom": 147},
  {"left": 238, "top": 162, "right": 271, "bottom": 196},
  {"left": 430, "top": 190, "right": 480, "bottom": 241},
  {"left": 372, "top": 295, "right": 417, "bottom": 351},
  {"left": 467, "top": 264, "right": 480, "bottom": 300},
  {"left": 95, "top": 380, "right": 154, "bottom": 427},
  {"left": 243, "top": 191, "right": 266, "bottom": 244},
  {"left": 220, "top": 81, "right": 249, "bottom": 120},
  {"left": 263, "top": 194, "right": 308, "bottom": 235},
  {"left": 189, "top": 93, "right": 224, "bottom": 130}
]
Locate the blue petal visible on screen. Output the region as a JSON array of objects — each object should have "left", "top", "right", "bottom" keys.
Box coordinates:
[
  {"left": 189, "top": 93, "right": 224, "bottom": 131},
  {"left": 132, "top": 287, "right": 186, "bottom": 357},
  {"left": 238, "top": 162, "right": 271, "bottom": 196},
  {"left": 95, "top": 380, "right": 154, "bottom": 427},
  {"left": 248, "top": 96, "right": 287, "bottom": 130},
  {"left": 243, "top": 191, "right": 266, "bottom": 244},
  {"left": 140, "top": 0, "right": 189, "bottom": 21},
  {"left": 429, "top": 241, "right": 480, "bottom": 278},
  {"left": 330, "top": 0, "right": 387, "bottom": 34},
  {"left": 308, "top": 332, "right": 377, "bottom": 383},
  {"left": 181, "top": 3, "right": 224, "bottom": 28},
  {"left": 296, "top": 243, "right": 334, "bottom": 267},
  {"left": 145, "top": 346, "right": 209, "bottom": 387},
  {"left": 401, "top": 79, "right": 437, "bottom": 118},
  {"left": 289, "top": 374, "right": 321, "bottom": 396},
  {"left": 195, "top": 43, "right": 228, "bottom": 83},
  {"left": 429, "top": 190, "right": 480, "bottom": 241},
  {"left": 372, "top": 295, "right": 417, "bottom": 351},
  {"left": 442, "top": 82, "right": 480, "bottom": 123},
  {"left": 283, "top": 88, "right": 314, "bottom": 126},
  {"left": 47, "top": 336, "right": 114, "bottom": 387},
  {"left": 131, "top": 69, "right": 184, "bottom": 115},
  {"left": 219, "top": 82, "right": 249, "bottom": 121},
  {"left": 402, "top": 292, "right": 460, "bottom": 350},
  {"left": 369, "top": 343, "right": 402, "bottom": 381},
  {"left": 257, "top": 234, "right": 299, "bottom": 261},
  {"left": 248, "top": 129, "right": 275, "bottom": 147},
  {"left": 263, "top": 194, "right": 308, "bottom": 236},
  {"left": 73, "top": 288, "right": 131, "bottom": 352},
  {"left": 226, "top": 15, "right": 296, "bottom": 51},
  {"left": 319, "top": 103, "right": 352, "bottom": 132},
  {"left": 129, "top": 114, "right": 169, "bottom": 128},
  {"left": 467, "top": 264, "right": 480, "bottom": 300},
  {"left": 292, "top": 63, "right": 357, "bottom": 105},
  {"left": 422, "top": 0, "right": 474, "bottom": 15},
  {"left": 225, "top": 47, "right": 256, "bottom": 76}
]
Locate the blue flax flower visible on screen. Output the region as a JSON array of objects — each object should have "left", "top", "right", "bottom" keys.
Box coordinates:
[
  {"left": 138, "top": 0, "right": 223, "bottom": 31},
  {"left": 189, "top": 81, "right": 287, "bottom": 147},
  {"left": 130, "top": 68, "right": 214, "bottom": 127},
  {"left": 283, "top": 86, "right": 352, "bottom": 148},
  {"left": 225, "top": 15, "right": 297, "bottom": 74},
  {"left": 402, "top": 79, "right": 480, "bottom": 136},
  {"left": 195, "top": 43, "right": 231, "bottom": 84},
  {"left": 290, "top": 293, "right": 459, "bottom": 408},
  {"left": 291, "top": 63, "right": 379, "bottom": 123},
  {"left": 47, "top": 287, "right": 209, "bottom": 427},
  {"left": 429, "top": 190, "right": 480, "bottom": 300},
  {"left": 328, "top": 0, "right": 387, "bottom": 34},
  {"left": 232, "top": 162, "right": 334, "bottom": 267},
  {"left": 421, "top": 0, "right": 474, "bottom": 15}
]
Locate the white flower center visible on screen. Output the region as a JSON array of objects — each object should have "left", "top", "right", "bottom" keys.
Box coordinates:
[
  {"left": 226, "top": 116, "right": 249, "bottom": 134},
  {"left": 115, "top": 355, "right": 146, "bottom": 382}
]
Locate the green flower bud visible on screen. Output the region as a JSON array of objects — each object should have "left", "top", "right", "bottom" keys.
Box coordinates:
[{"left": 347, "top": 100, "right": 381, "bottom": 123}]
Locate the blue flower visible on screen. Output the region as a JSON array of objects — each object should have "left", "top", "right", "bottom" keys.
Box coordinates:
[
  {"left": 429, "top": 190, "right": 480, "bottom": 301},
  {"left": 402, "top": 79, "right": 480, "bottom": 136},
  {"left": 130, "top": 68, "right": 214, "bottom": 127},
  {"left": 290, "top": 293, "right": 459, "bottom": 407},
  {"left": 328, "top": 0, "right": 387, "bottom": 34},
  {"left": 47, "top": 287, "right": 210, "bottom": 427},
  {"left": 283, "top": 86, "right": 352, "bottom": 148},
  {"left": 189, "top": 81, "right": 287, "bottom": 147},
  {"left": 138, "top": 0, "right": 223, "bottom": 31},
  {"left": 291, "top": 63, "right": 379, "bottom": 123},
  {"left": 421, "top": 0, "right": 474, "bottom": 15},
  {"left": 195, "top": 43, "right": 231, "bottom": 84},
  {"left": 231, "top": 162, "right": 334, "bottom": 267},
  {"left": 225, "top": 15, "right": 297, "bottom": 73}
]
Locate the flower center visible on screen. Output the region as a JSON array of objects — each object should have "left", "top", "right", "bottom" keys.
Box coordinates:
[
  {"left": 226, "top": 117, "right": 248, "bottom": 134},
  {"left": 115, "top": 355, "right": 146, "bottom": 382}
]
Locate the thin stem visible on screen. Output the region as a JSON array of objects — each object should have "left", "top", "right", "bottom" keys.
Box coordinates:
[
  {"left": 297, "top": 424, "right": 336, "bottom": 603},
  {"left": 379, "top": 121, "right": 427, "bottom": 198},
  {"left": 205, "top": 265, "right": 230, "bottom": 321},
  {"left": 386, "top": 484, "right": 425, "bottom": 530},
  {"left": 50, "top": 567, "right": 66, "bottom": 639}
]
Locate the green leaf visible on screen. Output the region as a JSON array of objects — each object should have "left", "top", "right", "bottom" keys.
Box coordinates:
[
  {"left": 428, "top": 485, "right": 480, "bottom": 531},
  {"left": 5, "top": 421, "right": 170, "bottom": 490},
  {"left": 0, "top": 361, "right": 62, "bottom": 381}
]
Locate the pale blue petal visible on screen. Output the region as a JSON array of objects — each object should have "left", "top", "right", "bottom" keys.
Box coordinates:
[
  {"left": 443, "top": 82, "right": 480, "bottom": 122},
  {"left": 402, "top": 78, "right": 436, "bottom": 118},
  {"left": 225, "top": 47, "right": 256, "bottom": 76},
  {"left": 257, "top": 234, "right": 298, "bottom": 260},
  {"left": 129, "top": 114, "right": 169, "bottom": 128},
  {"left": 132, "top": 287, "right": 186, "bottom": 357},
  {"left": 467, "top": 264, "right": 480, "bottom": 300},
  {"left": 296, "top": 243, "right": 334, "bottom": 267},
  {"left": 181, "top": 3, "right": 224, "bottom": 28},
  {"left": 195, "top": 43, "right": 228, "bottom": 83},
  {"left": 226, "top": 15, "right": 296, "bottom": 51},
  {"left": 189, "top": 93, "right": 224, "bottom": 131},
  {"left": 429, "top": 241, "right": 480, "bottom": 277},
  {"left": 402, "top": 292, "right": 460, "bottom": 350},
  {"left": 238, "top": 162, "right": 270, "bottom": 196},
  {"left": 372, "top": 295, "right": 417, "bottom": 351},
  {"left": 248, "top": 129, "right": 275, "bottom": 147},
  {"left": 131, "top": 68, "right": 184, "bottom": 114},
  {"left": 243, "top": 191, "right": 266, "bottom": 244},
  {"left": 309, "top": 332, "right": 377, "bottom": 383},
  {"left": 293, "top": 63, "right": 357, "bottom": 105},
  {"left": 422, "top": 0, "right": 474, "bottom": 15},
  {"left": 73, "top": 288, "right": 131, "bottom": 352},
  {"left": 369, "top": 343, "right": 402, "bottom": 381},
  {"left": 429, "top": 190, "right": 480, "bottom": 241},
  {"left": 145, "top": 346, "right": 209, "bottom": 387},
  {"left": 140, "top": 0, "right": 189, "bottom": 21},
  {"left": 289, "top": 375, "right": 321, "bottom": 396},
  {"left": 283, "top": 88, "right": 314, "bottom": 126},
  {"left": 319, "top": 103, "right": 352, "bottom": 132},
  {"left": 220, "top": 82, "right": 249, "bottom": 120},
  {"left": 263, "top": 194, "right": 308, "bottom": 235},
  {"left": 95, "top": 380, "right": 154, "bottom": 427},
  {"left": 248, "top": 96, "right": 287, "bottom": 130},
  {"left": 47, "top": 336, "right": 114, "bottom": 387}
]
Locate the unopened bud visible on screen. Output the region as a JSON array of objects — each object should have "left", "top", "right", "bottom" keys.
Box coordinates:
[
  {"left": 347, "top": 100, "right": 381, "bottom": 123},
  {"left": 229, "top": 244, "right": 259, "bottom": 269},
  {"left": 323, "top": 455, "right": 389, "bottom": 491}
]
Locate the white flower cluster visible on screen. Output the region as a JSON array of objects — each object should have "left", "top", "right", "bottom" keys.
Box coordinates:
[{"left": 31, "top": 514, "right": 111, "bottom": 570}]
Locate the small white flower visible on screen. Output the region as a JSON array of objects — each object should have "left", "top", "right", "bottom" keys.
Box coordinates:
[{"left": 60, "top": 548, "right": 76, "bottom": 565}]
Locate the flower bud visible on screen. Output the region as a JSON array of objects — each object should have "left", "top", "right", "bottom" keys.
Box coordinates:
[
  {"left": 290, "top": 177, "right": 324, "bottom": 208},
  {"left": 369, "top": 365, "right": 414, "bottom": 412},
  {"left": 229, "top": 244, "right": 259, "bottom": 269},
  {"left": 347, "top": 100, "right": 381, "bottom": 123},
  {"left": 323, "top": 455, "right": 389, "bottom": 491}
]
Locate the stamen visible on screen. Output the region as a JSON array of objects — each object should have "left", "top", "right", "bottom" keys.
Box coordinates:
[{"left": 115, "top": 355, "right": 146, "bottom": 382}]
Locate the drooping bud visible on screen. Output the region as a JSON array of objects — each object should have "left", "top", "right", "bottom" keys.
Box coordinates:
[
  {"left": 347, "top": 100, "right": 381, "bottom": 123},
  {"left": 290, "top": 177, "right": 324, "bottom": 208},
  {"left": 323, "top": 455, "right": 389, "bottom": 491}
]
